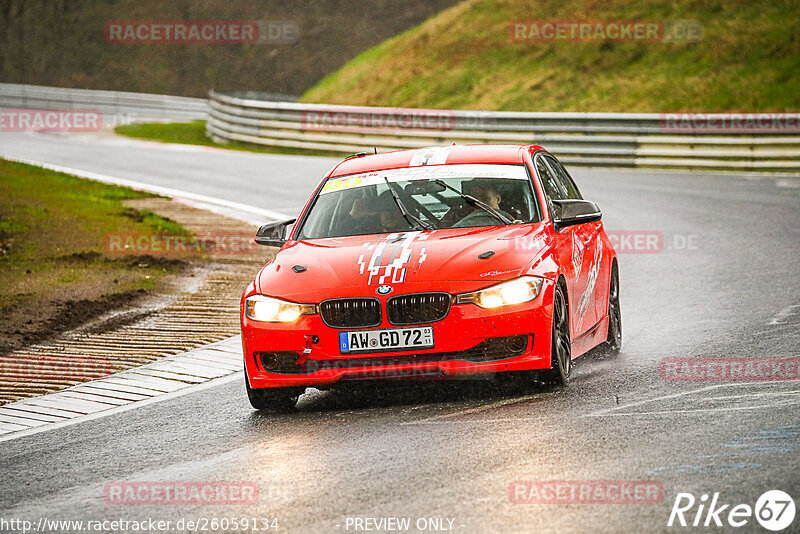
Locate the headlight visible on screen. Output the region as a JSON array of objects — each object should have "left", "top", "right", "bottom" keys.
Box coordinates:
[
  {"left": 456, "top": 276, "right": 544, "bottom": 309},
  {"left": 244, "top": 295, "right": 316, "bottom": 322}
]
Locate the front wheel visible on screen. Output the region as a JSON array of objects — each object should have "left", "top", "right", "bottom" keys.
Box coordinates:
[
  {"left": 245, "top": 367, "right": 302, "bottom": 412},
  {"left": 540, "top": 283, "right": 572, "bottom": 385}
]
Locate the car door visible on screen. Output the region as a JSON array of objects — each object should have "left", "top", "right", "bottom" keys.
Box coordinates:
[
  {"left": 533, "top": 153, "right": 585, "bottom": 341},
  {"left": 543, "top": 155, "right": 602, "bottom": 337}
]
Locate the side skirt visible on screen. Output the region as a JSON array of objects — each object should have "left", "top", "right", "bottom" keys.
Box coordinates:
[{"left": 571, "top": 315, "right": 609, "bottom": 358}]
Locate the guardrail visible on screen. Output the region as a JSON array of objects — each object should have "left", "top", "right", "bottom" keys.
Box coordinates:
[
  {"left": 207, "top": 90, "right": 800, "bottom": 171},
  {"left": 0, "top": 83, "right": 208, "bottom": 123}
]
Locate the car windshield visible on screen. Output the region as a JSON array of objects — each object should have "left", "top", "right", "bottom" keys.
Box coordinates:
[{"left": 297, "top": 164, "right": 539, "bottom": 239}]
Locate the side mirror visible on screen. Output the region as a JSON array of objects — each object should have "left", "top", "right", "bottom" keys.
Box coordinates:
[
  {"left": 551, "top": 200, "right": 601, "bottom": 230},
  {"left": 255, "top": 218, "right": 297, "bottom": 247}
]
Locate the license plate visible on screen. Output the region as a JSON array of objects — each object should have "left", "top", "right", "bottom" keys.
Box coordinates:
[{"left": 339, "top": 326, "right": 434, "bottom": 354}]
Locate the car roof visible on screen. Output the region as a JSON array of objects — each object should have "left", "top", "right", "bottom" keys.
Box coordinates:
[{"left": 328, "top": 144, "right": 546, "bottom": 178}]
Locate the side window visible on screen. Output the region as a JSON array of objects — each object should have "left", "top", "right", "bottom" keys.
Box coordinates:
[
  {"left": 535, "top": 155, "right": 564, "bottom": 201},
  {"left": 545, "top": 156, "right": 583, "bottom": 200}
]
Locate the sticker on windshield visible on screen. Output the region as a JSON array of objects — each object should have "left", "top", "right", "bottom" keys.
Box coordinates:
[{"left": 320, "top": 164, "right": 528, "bottom": 195}]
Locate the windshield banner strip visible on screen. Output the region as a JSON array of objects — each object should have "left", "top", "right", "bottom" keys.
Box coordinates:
[{"left": 321, "top": 164, "right": 528, "bottom": 195}]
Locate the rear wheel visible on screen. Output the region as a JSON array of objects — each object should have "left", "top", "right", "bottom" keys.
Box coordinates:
[
  {"left": 604, "top": 264, "right": 622, "bottom": 354},
  {"left": 540, "top": 283, "right": 572, "bottom": 385},
  {"left": 244, "top": 366, "right": 302, "bottom": 412}
]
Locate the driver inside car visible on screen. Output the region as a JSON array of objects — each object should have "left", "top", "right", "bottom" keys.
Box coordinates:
[
  {"left": 468, "top": 179, "right": 502, "bottom": 210},
  {"left": 452, "top": 178, "right": 513, "bottom": 226},
  {"left": 349, "top": 190, "right": 414, "bottom": 233}
]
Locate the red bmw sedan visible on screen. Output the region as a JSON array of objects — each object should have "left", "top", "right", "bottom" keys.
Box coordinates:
[{"left": 240, "top": 144, "right": 620, "bottom": 410}]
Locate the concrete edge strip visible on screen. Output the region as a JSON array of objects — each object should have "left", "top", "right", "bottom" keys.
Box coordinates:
[
  {"left": 0, "top": 336, "right": 244, "bottom": 443},
  {"left": 0, "top": 154, "right": 291, "bottom": 223}
]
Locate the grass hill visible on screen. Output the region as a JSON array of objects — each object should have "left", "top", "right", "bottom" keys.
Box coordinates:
[{"left": 302, "top": 0, "right": 800, "bottom": 111}]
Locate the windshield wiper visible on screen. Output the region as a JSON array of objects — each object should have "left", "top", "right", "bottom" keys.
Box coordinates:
[
  {"left": 383, "top": 177, "right": 435, "bottom": 231},
  {"left": 433, "top": 179, "right": 513, "bottom": 225}
]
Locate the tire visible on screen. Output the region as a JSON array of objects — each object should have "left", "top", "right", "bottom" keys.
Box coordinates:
[
  {"left": 540, "top": 283, "right": 572, "bottom": 385},
  {"left": 244, "top": 366, "right": 302, "bottom": 412},
  {"left": 604, "top": 263, "right": 622, "bottom": 354}
]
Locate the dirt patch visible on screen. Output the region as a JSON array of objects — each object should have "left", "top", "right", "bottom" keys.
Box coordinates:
[
  {"left": 123, "top": 254, "right": 188, "bottom": 269},
  {"left": 1, "top": 253, "right": 192, "bottom": 356},
  {"left": 59, "top": 251, "right": 189, "bottom": 268},
  {"left": 59, "top": 251, "right": 103, "bottom": 262},
  {"left": 119, "top": 207, "right": 146, "bottom": 222},
  {"left": 0, "top": 290, "right": 148, "bottom": 356},
  {"left": 82, "top": 309, "right": 157, "bottom": 335}
]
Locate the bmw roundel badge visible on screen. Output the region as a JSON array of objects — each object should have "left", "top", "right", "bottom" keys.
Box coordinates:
[{"left": 376, "top": 285, "right": 393, "bottom": 295}]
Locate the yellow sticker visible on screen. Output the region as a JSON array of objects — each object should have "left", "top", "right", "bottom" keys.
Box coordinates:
[{"left": 322, "top": 175, "right": 363, "bottom": 192}]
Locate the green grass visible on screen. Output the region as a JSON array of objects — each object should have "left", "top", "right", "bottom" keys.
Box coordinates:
[
  {"left": 116, "top": 121, "right": 212, "bottom": 146},
  {"left": 0, "top": 159, "right": 191, "bottom": 350},
  {"left": 115, "top": 121, "right": 344, "bottom": 158},
  {"left": 302, "top": 0, "right": 800, "bottom": 112}
]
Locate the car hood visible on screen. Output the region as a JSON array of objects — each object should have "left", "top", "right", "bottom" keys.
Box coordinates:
[{"left": 256, "top": 224, "right": 550, "bottom": 301}]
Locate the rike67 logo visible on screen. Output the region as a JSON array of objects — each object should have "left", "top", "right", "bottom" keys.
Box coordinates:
[{"left": 668, "top": 490, "right": 795, "bottom": 531}]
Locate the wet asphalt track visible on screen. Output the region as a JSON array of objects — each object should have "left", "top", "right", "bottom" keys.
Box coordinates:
[{"left": 1, "top": 132, "right": 800, "bottom": 533}]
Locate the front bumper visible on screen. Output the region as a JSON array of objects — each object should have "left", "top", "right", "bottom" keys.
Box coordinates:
[{"left": 241, "top": 283, "right": 555, "bottom": 388}]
